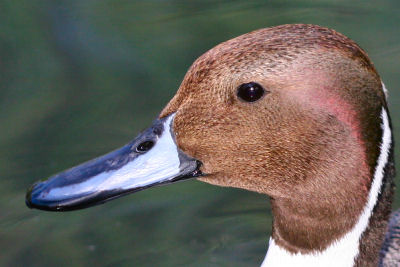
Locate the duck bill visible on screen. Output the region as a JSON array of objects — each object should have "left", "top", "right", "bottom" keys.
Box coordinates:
[{"left": 25, "top": 113, "right": 202, "bottom": 211}]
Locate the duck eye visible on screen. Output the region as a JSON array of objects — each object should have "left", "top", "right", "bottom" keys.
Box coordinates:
[
  {"left": 136, "top": 140, "right": 154, "bottom": 153},
  {"left": 236, "top": 82, "right": 265, "bottom": 102}
]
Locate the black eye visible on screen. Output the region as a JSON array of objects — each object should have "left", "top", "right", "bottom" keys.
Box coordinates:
[
  {"left": 236, "top": 82, "right": 266, "bottom": 102},
  {"left": 136, "top": 141, "right": 154, "bottom": 153}
]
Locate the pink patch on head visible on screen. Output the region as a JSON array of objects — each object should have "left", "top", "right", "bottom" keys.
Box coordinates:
[
  {"left": 308, "top": 88, "right": 371, "bottom": 191},
  {"left": 322, "top": 95, "right": 361, "bottom": 140}
]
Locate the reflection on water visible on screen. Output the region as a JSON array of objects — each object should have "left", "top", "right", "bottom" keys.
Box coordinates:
[{"left": 1, "top": 0, "right": 400, "bottom": 266}]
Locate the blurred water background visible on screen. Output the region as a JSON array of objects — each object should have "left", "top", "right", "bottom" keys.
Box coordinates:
[{"left": 1, "top": 0, "right": 400, "bottom": 266}]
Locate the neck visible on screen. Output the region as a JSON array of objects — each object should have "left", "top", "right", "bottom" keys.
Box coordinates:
[{"left": 262, "top": 108, "right": 394, "bottom": 267}]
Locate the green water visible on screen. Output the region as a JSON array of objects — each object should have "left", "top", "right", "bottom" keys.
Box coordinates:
[{"left": 1, "top": 0, "right": 400, "bottom": 266}]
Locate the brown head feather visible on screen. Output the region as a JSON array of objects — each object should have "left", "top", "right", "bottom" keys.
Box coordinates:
[{"left": 160, "top": 24, "right": 388, "bottom": 258}]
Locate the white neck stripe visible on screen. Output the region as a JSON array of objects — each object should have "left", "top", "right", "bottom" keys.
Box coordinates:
[
  {"left": 382, "top": 82, "right": 388, "bottom": 99},
  {"left": 262, "top": 107, "right": 392, "bottom": 267}
]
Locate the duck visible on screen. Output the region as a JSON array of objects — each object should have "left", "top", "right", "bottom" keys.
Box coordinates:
[{"left": 25, "top": 24, "right": 398, "bottom": 267}]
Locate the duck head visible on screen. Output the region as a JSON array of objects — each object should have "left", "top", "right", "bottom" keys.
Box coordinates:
[{"left": 26, "top": 24, "right": 393, "bottom": 265}]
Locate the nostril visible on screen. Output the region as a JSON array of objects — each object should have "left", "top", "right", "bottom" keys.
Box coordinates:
[{"left": 136, "top": 141, "right": 154, "bottom": 153}]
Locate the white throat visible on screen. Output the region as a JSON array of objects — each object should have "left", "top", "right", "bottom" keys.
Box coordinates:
[{"left": 261, "top": 107, "right": 392, "bottom": 267}]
